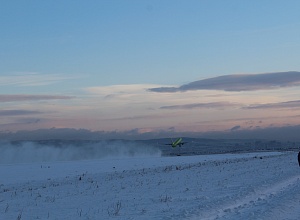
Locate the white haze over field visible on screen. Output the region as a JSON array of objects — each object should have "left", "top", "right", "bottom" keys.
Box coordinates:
[{"left": 0, "top": 141, "right": 161, "bottom": 164}]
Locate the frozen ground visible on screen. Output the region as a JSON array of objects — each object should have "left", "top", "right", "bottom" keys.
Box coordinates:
[{"left": 1, "top": 151, "right": 300, "bottom": 219}]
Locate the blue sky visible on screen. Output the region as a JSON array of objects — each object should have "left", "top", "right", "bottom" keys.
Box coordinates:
[{"left": 1, "top": 1, "right": 300, "bottom": 138}]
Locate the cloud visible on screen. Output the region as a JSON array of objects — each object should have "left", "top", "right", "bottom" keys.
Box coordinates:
[
  {"left": 0, "top": 94, "right": 73, "bottom": 102},
  {"left": 0, "top": 72, "right": 79, "bottom": 87},
  {"left": 105, "top": 114, "right": 166, "bottom": 121},
  {"left": 245, "top": 100, "right": 300, "bottom": 109},
  {"left": 160, "top": 102, "right": 240, "bottom": 110},
  {"left": 85, "top": 84, "right": 170, "bottom": 98},
  {"left": 230, "top": 125, "right": 241, "bottom": 131},
  {"left": 0, "top": 110, "right": 42, "bottom": 116},
  {"left": 149, "top": 87, "right": 179, "bottom": 93},
  {"left": 84, "top": 84, "right": 181, "bottom": 108},
  {"left": 104, "top": 112, "right": 182, "bottom": 121},
  {"left": 0, "top": 118, "right": 42, "bottom": 128},
  {"left": 149, "top": 71, "right": 300, "bottom": 92},
  {"left": 16, "top": 118, "right": 41, "bottom": 124}
]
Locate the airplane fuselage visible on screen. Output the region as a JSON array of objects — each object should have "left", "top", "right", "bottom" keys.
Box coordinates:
[{"left": 172, "top": 138, "right": 183, "bottom": 148}]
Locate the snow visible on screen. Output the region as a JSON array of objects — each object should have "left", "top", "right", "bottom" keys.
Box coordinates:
[{"left": 1, "top": 151, "right": 300, "bottom": 219}]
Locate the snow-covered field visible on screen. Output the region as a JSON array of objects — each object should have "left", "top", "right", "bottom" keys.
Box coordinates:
[{"left": 1, "top": 151, "right": 300, "bottom": 219}]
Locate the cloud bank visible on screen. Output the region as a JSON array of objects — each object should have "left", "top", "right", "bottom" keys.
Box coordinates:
[
  {"left": 245, "top": 100, "right": 300, "bottom": 109},
  {"left": 0, "top": 73, "right": 79, "bottom": 87},
  {"left": 0, "top": 110, "right": 42, "bottom": 116},
  {"left": 149, "top": 71, "right": 300, "bottom": 92},
  {"left": 0, "top": 95, "right": 73, "bottom": 102},
  {"left": 160, "top": 102, "right": 240, "bottom": 110}
]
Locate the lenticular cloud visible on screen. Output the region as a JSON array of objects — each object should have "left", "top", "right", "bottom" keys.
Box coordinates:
[{"left": 149, "top": 71, "right": 300, "bottom": 92}]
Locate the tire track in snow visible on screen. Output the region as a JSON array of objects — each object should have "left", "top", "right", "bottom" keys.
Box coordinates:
[{"left": 189, "top": 174, "right": 300, "bottom": 220}]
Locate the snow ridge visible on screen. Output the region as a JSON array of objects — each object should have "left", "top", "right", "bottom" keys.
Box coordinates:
[{"left": 191, "top": 174, "right": 300, "bottom": 220}]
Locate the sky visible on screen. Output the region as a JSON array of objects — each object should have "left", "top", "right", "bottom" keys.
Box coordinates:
[{"left": 1, "top": 1, "right": 300, "bottom": 139}]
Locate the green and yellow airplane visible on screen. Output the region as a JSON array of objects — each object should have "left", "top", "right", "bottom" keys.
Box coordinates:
[{"left": 166, "top": 138, "right": 186, "bottom": 148}]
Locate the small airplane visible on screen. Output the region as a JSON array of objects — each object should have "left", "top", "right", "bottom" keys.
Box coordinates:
[{"left": 166, "top": 138, "right": 186, "bottom": 148}]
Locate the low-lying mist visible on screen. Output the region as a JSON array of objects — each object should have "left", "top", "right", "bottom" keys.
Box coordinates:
[{"left": 0, "top": 140, "right": 162, "bottom": 164}]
